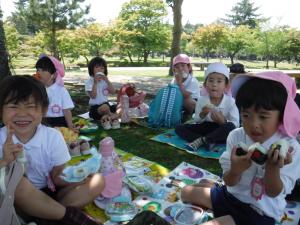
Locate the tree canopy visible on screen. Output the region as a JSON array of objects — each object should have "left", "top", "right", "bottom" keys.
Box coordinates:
[
  {"left": 222, "top": 0, "right": 264, "bottom": 28},
  {"left": 10, "top": 0, "right": 92, "bottom": 57}
]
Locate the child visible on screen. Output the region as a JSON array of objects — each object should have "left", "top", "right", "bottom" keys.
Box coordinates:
[
  {"left": 0, "top": 75, "right": 105, "bottom": 209},
  {"left": 181, "top": 71, "right": 300, "bottom": 225},
  {"left": 171, "top": 54, "right": 200, "bottom": 114},
  {"left": 85, "top": 57, "right": 119, "bottom": 129},
  {"left": 0, "top": 137, "right": 100, "bottom": 225},
  {"left": 35, "top": 55, "right": 76, "bottom": 130},
  {"left": 229, "top": 62, "right": 246, "bottom": 82},
  {"left": 175, "top": 62, "right": 239, "bottom": 151}
]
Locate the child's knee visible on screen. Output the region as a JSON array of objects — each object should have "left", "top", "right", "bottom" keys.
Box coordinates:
[
  {"left": 181, "top": 185, "right": 194, "bottom": 201},
  {"left": 88, "top": 173, "right": 105, "bottom": 196}
]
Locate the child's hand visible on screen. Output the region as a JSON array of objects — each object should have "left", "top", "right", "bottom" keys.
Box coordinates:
[
  {"left": 211, "top": 109, "right": 226, "bottom": 124},
  {"left": 199, "top": 106, "right": 211, "bottom": 118},
  {"left": 174, "top": 72, "right": 183, "bottom": 85},
  {"left": 2, "top": 126, "right": 23, "bottom": 166},
  {"left": 70, "top": 125, "right": 79, "bottom": 134},
  {"left": 266, "top": 146, "right": 293, "bottom": 168},
  {"left": 230, "top": 147, "right": 253, "bottom": 174}
]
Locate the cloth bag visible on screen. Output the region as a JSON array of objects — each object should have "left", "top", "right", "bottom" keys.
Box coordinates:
[{"left": 0, "top": 161, "right": 24, "bottom": 225}]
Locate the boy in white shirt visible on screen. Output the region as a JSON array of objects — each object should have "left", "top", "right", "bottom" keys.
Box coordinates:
[
  {"left": 175, "top": 62, "right": 239, "bottom": 151},
  {"left": 181, "top": 71, "right": 300, "bottom": 225}
]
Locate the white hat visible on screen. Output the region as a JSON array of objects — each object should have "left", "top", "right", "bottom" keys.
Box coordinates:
[{"left": 204, "top": 62, "right": 229, "bottom": 80}]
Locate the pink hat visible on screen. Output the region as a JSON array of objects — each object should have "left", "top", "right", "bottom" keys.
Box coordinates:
[
  {"left": 48, "top": 56, "right": 65, "bottom": 86},
  {"left": 39, "top": 54, "right": 65, "bottom": 86},
  {"left": 173, "top": 54, "right": 191, "bottom": 66},
  {"left": 231, "top": 71, "right": 300, "bottom": 137}
]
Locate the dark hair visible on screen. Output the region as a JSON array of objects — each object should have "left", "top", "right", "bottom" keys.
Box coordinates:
[
  {"left": 0, "top": 75, "right": 49, "bottom": 118},
  {"left": 88, "top": 57, "right": 108, "bottom": 76},
  {"left": 35, "top": 56, "right": 56, "bottom": 74},
  {"left": 230, "top": 63, "right": 245, "bottom": 74},
  {"left": 235, "top": 78, "right": 287, "bottom": 121}
]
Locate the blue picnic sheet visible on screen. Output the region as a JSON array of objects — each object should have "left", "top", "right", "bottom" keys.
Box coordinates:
[{"left": 150, "top": 129, "right": 226, "bottom": 159}]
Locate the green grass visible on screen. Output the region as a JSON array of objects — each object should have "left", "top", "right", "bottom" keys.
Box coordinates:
[{"left": 88, "top": 122, "right": 222, "bottom": 175}]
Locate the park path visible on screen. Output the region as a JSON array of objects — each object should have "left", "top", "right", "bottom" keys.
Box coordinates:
[{"left": 64, "top": 73, "right": 174, "bottom": 97}]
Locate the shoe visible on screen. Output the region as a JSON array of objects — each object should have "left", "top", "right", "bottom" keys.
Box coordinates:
[
  {"left": 101, "top": 120, "right": 111, "bottom": 130},
  {"left": 186, "top": 137, "right": 204, "bottom": 151},
  {"left": 111, "top": 119, "right": 121, "bottom": 129}
]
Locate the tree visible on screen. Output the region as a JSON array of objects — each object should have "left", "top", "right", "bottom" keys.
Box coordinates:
[
  {"left": 222, "top": 0, "right": 264, "bottom": 29},
  {"left": 166, "top": 0, "right": 183, "bottom": 75},
  {"left": 117, "top": 0, "right": 170, "bottom": 63},
  {"left": 4, "top": 21, "right": 22, "bottom": 63},
  {"left": 0, "top": 8, "right": 11, "bottom": 79},
  {"left": 221, "top": 25, "right": 253, "bottom": 64},
  {"left": 284, "top": 29, "right": 300, "bottom": 64},
  {"left": 15, "top": 0, "right": 91, "bottom": 58},
  {"left": 192, "top": 24, "right": 226, "bottom": 61},
  {"left": 254, "top": 26, "right": 289, "bottom": 68},
  {"left": 8, "top": 0, "right": 39, "bottom": 35}
]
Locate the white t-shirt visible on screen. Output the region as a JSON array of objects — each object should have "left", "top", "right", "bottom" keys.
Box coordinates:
[
  {"left": 0, "top": 125, "right": 71, "bottom": 189},
  {"left": 194, "top": 94, "right": 239, "bottom": 127},
  {"left": 46, "top": 83, "right": 74, "bottom": 117},
  {"left": 171, "top": 74, "right": 200, "bottom": 100},
  {"left": 220, "top": 128, "right": 300, "bottom": 221},
  {"left": 85, "top": 77, "right": 109, "bottom": 105}
]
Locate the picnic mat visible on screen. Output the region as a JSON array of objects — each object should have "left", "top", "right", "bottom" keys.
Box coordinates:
[
  {"left": 69, "top": 148, "right": 169, "bottom": 224},
  {"left": 104, "top": 161, "right": 300, "bottom": 225},
  {"left": 151, "top": 129, "right": 226, "bottom": 159}
]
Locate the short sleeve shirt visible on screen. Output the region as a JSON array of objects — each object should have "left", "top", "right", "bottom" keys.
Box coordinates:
[
  {"left": 46, "top": 83, "right": 74, "bottom": 117},
  {"left": 85, "top": 77, "right": 109, "bottom": 105},
  {"left": 0, "top": 125, "right": 71, "bottom": 189}
]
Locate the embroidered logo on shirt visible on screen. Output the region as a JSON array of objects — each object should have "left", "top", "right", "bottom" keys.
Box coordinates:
[
  {"left": 103, "top": 88, "right": 109, "bottom": 96},
  {"left": 51, "top": 104, "right": 62, "bottom": 114}
]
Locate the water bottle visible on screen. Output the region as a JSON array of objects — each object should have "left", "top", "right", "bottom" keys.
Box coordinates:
[
  {"left": 121, "top": 95, "right": 130, "bottom": 123},
  {"left": 99, "top": 137, "right": 125, "bottom": 176}
]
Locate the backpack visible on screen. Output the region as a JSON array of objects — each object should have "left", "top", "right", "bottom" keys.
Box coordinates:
[{"left": 148, "top": 84, "right": 183, "bottom": 128}]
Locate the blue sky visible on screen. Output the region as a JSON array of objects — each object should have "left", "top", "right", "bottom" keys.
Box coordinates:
[{"left": 1, "top": 0, "right": 300, "bottom": 29}]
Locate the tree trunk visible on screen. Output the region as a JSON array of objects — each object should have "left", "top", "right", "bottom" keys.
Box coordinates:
[
  {"left": 168, "top": 0, "right": 183, "bottom": 76},
  {"left": 84, "top": 55, "right": 89, "bottom": 67},
  {"left": 51, "top": 11, "right": 58, "bottom": 58},
  {"left": 143, "top": 50, "right": 149, "bottom": 63},
  {"left": 0, "top": 13, "right": 11, "bottom": 80},
  {"left": 230, "top": 55, "right": 234, "bottom": 65},
  {"left": 127, "top": 51, "right": 133, "bottom": 63},
  {"left": 266, "top": 57, "right": 269, "bottom": 69}
]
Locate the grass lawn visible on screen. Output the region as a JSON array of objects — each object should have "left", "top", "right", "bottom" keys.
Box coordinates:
[{"left": 87, "top": 122, "right": 222, "bottom": 176}]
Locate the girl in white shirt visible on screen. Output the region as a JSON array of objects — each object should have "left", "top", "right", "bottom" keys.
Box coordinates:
[
  {"left": 35, "top": 55, "right": 75, "bottom": 130},
  {"left": 85, "top": 57, "right": 119, "bottom": 129},
  {"left": 0, "top": 75, "right": 106, "bottom": 209},
  {"left": 171, "top": 54, "right": 200, "bottom": 114}
]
